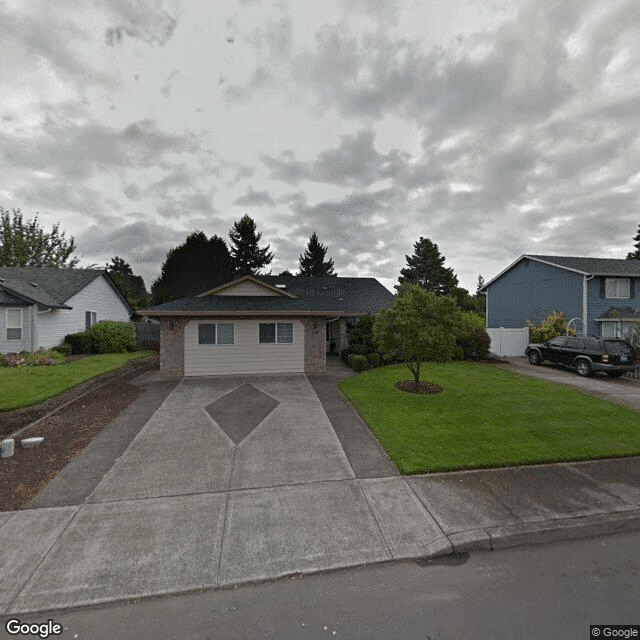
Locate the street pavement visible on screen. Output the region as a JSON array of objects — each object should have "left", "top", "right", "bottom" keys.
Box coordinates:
[{"left": 1, "top": 361, "right": 639, "bottom": 615}]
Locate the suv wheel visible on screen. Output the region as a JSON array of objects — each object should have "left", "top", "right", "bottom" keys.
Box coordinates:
[
  {"left": 575, "top": 359, "right": 592, "bottom": 377},
  {"left": 528, "top": 351, "right": 541, "bottom": 366}
]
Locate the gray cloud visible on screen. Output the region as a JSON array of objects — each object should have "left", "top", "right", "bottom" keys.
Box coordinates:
[
  {"left": 232, "top": 187, "right": 276, "bottom": 206},
  {"left": 104, "top": 0, "right": 177, "bottom": 47}
]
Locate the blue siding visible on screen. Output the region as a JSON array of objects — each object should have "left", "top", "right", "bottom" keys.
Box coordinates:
[
  {"left": 487, "top": 259, "right": 582, "bottom": 328},
  {"left": 587, "top": 276, "right": 640, "bottom": 336}
]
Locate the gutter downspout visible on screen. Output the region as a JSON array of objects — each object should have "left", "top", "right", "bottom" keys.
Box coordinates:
[{"left": 583, "top": 275, "right": 595, "bottom": 337}]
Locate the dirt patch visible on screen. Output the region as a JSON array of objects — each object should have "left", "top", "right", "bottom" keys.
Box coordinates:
[
  {"left": 0, "top": 356, "right": 158, "bottom": 512},
  {"left": 395, "top": 380, "right": 444, "bottom": 394}
]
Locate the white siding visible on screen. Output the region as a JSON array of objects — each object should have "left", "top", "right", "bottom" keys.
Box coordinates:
[
  {"left": 37, "top": 275, "right": 130, "bottom": 349},
  {"left": 184, "top": 317, "right": 304, "bottom": 375},
  {"left": 213, "top": 281, "right": 282, "bottom": 296},
  {"left": 0, "top": 305, "right": 34, "bottom": 354}
]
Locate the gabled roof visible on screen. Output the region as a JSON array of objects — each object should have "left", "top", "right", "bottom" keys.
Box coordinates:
[
  {"left": 197, "top": 275, "right": 296, "bottom": 298},
  {"left": 141, "top": 275, "right": 395, "bottom": 317},
  {"left": 481, "top": 255, "right": 640, "bottom": 290},
  {"left": 0, "top": 267, "right": 131, "bottom": 312}
]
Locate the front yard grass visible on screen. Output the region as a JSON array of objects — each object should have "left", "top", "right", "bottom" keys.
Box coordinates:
[
  {"left": 0, "top": 351, "right": 155, "bottom": 411},
  {"left": 339, "top": 362, "right": 640, "bottom": 474}
]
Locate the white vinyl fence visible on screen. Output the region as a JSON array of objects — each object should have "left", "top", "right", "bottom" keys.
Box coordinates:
[{"left": 486, "top": 327, "right": 529, "bottom": 357}]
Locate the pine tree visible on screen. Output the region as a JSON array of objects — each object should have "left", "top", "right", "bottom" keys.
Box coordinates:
[
  {"left": 228, "top": 214, "right": 273, "bottom": 276},
  {"left": 151, "top": 232, "right": 234, "bottom": 303},
  {"left": 298, "top": 232, "right": 337, "bottom": 277},
  {"left": 0, "top": 206, "right": 78, "bottom": 267},
  {"left": 106, "top": 257, "right": 150, "bottom": 309},
  {"left": 627, "top": 224, "right": 640, "bottom": 260},
  {"left": 396, "top": 237, "right": 458, "bottom": 295}
]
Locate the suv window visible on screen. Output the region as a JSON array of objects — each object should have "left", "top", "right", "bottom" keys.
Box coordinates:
[
  {"left": 565, "top": 338, "right": 584, "bottom": 349},
  {"left": 548, "top": 337, "right": 566, "bottom": 347},
  {"left": 603, "top": 340, "right": 634, "bottom": 355}
]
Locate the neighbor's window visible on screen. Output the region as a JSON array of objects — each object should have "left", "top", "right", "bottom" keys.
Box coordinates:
[
  {"left": 198, "top": 323, "right": 234, "bottom": 345},
  {"left": 259, "top": 322, "right": 293, "bottom": 344},
  {"left": 6, "top": 308, "right": 22, "bottom": 340},
  {"left": 85, "top": 311, "right": 97, "bottom": 330},
  {"left": 605, "top": 278, "right": 630, "bottom": 298}
]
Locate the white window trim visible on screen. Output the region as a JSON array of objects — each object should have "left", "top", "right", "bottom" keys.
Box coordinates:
[
  {"left": 605, "top": 278, "right": 630, "bottom": 299},
  {"left": 85, "top": 311, "right": 97, "bottom": 330},
  {"left": 6, "top": 307, "right": 23, "bottom": 341},
  {"left": 258, "top": 321, "right": 295, "bottom": 344},
  {"left": 197, "top": 322, "right": 235, "bottom": 345}
]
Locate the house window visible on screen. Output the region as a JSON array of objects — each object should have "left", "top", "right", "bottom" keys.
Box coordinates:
[
  {"left": 85, "top": 311, "right": 97, "bottom": 330},
  {"left": 605, "top": 278, "right": 630, "bottom": 299},
  {"left": 259, "top": 322, "right": 293, "bottom": 344},
  {"left": 6, "top": 308, "right": 22, "bottom": 340},
  {"left": 198, "top": 323, "right": 234, "bottom": 345},
  {"left": 601, "top": 322, "right": 616, "bottom": 338}
]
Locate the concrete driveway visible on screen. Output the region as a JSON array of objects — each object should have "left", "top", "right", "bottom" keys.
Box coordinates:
[{"left": 2, "top": 371, "right": 640, "bottom": 614}]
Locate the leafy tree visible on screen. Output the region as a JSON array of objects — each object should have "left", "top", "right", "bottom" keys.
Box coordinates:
[
  {"left": 347, "top": 315, "right": 377, "bottom": 355},
  {"left": 0, "top": 206, "right": 79, "bottom": 267},
  {"left": 151, "top": 231, "right": 234, "bottom": 303},
  {"left": 106, "top": 257, "right": 150, "bottom": 310},
  {"left": 298, "top": 232, "right": 337, "bottom": 277},
  {"left": 627, "top": 224, "right": 640, "bottom": 260},
  {"left": 397, "top": 237, "right": 458, "bottom": 295},
  {"left": 374, "top": 284, "right": 464, "bottom": 383},
  {"left": 228, "top": 214, "right": 273, "bottom": 276}
]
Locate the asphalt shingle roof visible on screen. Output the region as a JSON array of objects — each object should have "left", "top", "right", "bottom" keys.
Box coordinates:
[{"left": 528, "top": 255, "right": 640, "bottom": 276}]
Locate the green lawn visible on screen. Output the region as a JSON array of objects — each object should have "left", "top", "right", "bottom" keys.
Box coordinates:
[
  {"left": 339, "top": 362, "right": 640, "bottom": 474},
  {"left": 0, "top": 351, "right": 155, "bottom": 411}
]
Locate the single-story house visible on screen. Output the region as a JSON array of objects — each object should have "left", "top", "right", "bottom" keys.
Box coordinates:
[
  {"left": 140, "top": 274, "right": 395, "bottom": 376},
  {"left": 0, "top": 267, "right": 132, "bottom": 354},
  {"left": 481, "top": 255, "right": 640, "bottom": 340}
]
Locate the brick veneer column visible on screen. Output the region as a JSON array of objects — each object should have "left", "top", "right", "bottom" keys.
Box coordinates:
[
  {"left": 337, "top": 317, "right": 348, "bottom": 353},
  {"left": 303, "top": 317, "right": 326, "bottom": 373},
  {"left": 160, "top": 317, "right": 189, "bottom": 377}
]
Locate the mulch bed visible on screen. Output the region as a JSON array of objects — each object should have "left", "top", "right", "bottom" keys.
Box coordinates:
[
  {"left": 395, "top": 380, "right": 444, "bottom": 394},
  {"left": 0, "top": 356, "right": 158, "bottom": 512}
]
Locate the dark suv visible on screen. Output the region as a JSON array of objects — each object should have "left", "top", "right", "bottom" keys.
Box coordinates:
[{"left": 525, "top": 336, "right": 638, "bottom": 377}]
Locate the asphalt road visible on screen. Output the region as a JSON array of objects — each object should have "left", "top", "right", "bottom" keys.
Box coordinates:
[{"left": 4, "top": 531, "right": 639, "bottom": 640}]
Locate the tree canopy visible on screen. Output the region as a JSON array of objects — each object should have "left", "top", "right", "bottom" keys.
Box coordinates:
[
  {"left": 397, "top": 237, "right": 458, "bottom": 295},
  {"left": 228, "top": 214, "right": 273, "bottom": 276},
  {"left": 0, "top": 207, "right": 79, "bottom": 268},
  {"left": 374, "top": 284, "right": 464, "bottom": 383},
  {"left": 298, "top": 232, "right": 337, "bottom": 277},
  {"left": 151, "top": 231, "right": 234, "bottom": 303},
  {"left": 106, "top": 257, "right": 150, "bottom": 310},
  {"left": 627, "top": 224, "right": 640, "bottom": 260}
]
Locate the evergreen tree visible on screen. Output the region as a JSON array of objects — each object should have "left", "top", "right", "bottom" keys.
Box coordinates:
[
  {"left": 151, "top": 231, "right": 234, "bottom": 303},
  {"left": 0, "top": 206, "right": 78, "bottom": 267},
  {"left": 396, "top": 237, "right": 458, "bottom": 295},
  {"left": 106, "top": 257, "right": 150, "bottom": 309},
  {"left": 298, "top": 232, "right": 337, "bottom": 277},
  {"left": 228, "top": 214, "right": 273, "bottom": 276},
  {"left": 627, "top": 224, "right": 640, "bottom": 260}
]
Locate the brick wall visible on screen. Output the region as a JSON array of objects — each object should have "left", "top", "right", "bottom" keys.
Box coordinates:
[
  {"left": 337, "top": 318, "right": 348, "bottom": 352},
  {"left": 159, "top": 317, "right": 189, "bottom": 377},
  {"left": 303, "top": 317, "right": 326, "bottom": 373}
]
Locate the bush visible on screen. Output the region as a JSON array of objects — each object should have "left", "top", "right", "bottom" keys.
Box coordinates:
[
  {"left": 53, "top": 342, "right": 72, "bottom": 357},
  {"left": 340, "top": 347, "right": 354, "bottom": 362},
  {"left": 381, "top": 351, "right": 398, "bottom": 364},
  {"left": 64, "top": 331, "right": 93, "bottom": 354},
  {"left": 347, "top": 353, "right": 356, "bottom": 368},
  {"left": 527, "top": 311, "right": 575, "bottom": 343},
  {"left": 350, "top": 354, "right": 368, "bottom": 372},
  {"left": 1, "top": 348, "right": 65, "bottom": 367},
  {"left": 347, "top": 315, "right": 378, "bottom": 355},
  {"left": 366, "top": 352, "right": 380, "bottom": 368},
  {"left": 87, "top": 321, "right": 136, "bottom": 353}
]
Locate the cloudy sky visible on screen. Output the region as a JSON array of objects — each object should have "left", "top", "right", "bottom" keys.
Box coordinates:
[{"left": 1, "top": 0, "right": 639, "bottom": 293}]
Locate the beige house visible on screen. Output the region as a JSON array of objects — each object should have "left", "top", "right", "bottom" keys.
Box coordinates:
[{"left": 141, "top": 274, "right": 394, "bottom": 376}]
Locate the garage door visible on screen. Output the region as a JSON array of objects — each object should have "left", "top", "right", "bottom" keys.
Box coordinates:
[{"left": 184, "top": 318, "right": 305, "bottom": 376}]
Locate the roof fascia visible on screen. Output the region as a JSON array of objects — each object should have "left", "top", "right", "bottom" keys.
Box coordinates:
[
  {"left": 525, "top": 255, "right": 589, "bottom": 275},
  {"left": 196, "top": 275, "right": 297, "bottom": 298},
  {"left": 138, "top": 309, "right": 367, "bottom": 317}
]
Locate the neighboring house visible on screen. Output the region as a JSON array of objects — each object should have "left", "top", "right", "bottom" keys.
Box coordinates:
[
  {"left": 482, "top": 255, "right": 640, "bottom": 341},
  {"left": 140, "top": 274, "right": 394, "bottom": 376},
  {"left": 0, "top": 267, "right": 132, "bottom": 354}
]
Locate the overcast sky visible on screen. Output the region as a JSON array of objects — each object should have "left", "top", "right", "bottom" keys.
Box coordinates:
[{"left": 1, "top": 0, "right": 639, "bottom": 293}]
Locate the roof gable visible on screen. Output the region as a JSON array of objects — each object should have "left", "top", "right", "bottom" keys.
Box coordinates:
[{"left": 197, "top": 275, "right": 296, "bottom": 298}]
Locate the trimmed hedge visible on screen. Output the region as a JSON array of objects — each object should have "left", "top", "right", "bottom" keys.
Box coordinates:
[
  {"left": 65, "top": 331, "right": 92, "bottom": 355},
  {"left": 351, "top": 354, "right": 368, "bottom": 372},
  {"left": 65, "top": 321, "right": 136, "bottom": 354},
  {"left": 366, "top": 352, "right": 380, "bottom": 368}
]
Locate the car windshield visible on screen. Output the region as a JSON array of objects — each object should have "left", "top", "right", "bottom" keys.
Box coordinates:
[{"left": 603, "top": 341, "right": 633, "bottom": 355}]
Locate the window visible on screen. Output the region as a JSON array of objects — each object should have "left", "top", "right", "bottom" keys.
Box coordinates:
[
  {"left": 605, "top": 278, "right": 630, "bottom": 299},
  {"left": 548, "top": 337, "right": 566, "bottom": 347},
  {"left": 6, "top": 308, "right": 22, "bottom": 340},
  {"left": 198, "top": 323, "right": 234, "bottom": 345},
  {"left": 259, "top": 322, "right": 293, "bottom": 344},
  {"left": 85, "top": 311, "right": 97, "bottom": 330}
]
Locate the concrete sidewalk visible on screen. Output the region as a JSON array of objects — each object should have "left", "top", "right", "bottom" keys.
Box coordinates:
[{"left": 1, "top": 372, "right": 640, "bottom": 615}]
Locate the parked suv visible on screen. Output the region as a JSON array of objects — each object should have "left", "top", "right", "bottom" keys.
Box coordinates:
[{"left": 525, "top": 336, "right": 638, "bottom": 377}]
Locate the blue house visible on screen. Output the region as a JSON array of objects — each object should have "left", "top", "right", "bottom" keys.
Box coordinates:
[{"left": 482, "top": 255, "right": 640, "bottom": 339}]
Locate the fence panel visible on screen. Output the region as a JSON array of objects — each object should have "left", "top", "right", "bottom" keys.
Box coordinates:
[
  {"left": 135, "top": 322, "right": 160, "bottom": 351},
  {"left": 486, "top": 327, "right": 529, "bottom": 357}
]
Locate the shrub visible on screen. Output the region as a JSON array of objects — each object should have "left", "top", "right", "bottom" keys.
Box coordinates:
[
  {"left": 340, "top": 347, "right": 353, "bottom": 362},
  {"left": 65, "top": 331, "right": 92, "bottom": 354},
  {"left": 350, "top": 354, "right": 368, "bottom": 372},
  {"left": 2, "top": 349, "right": 65, "bottom": 367},
  {"left": 53, "top": 342, "right": 72, "bottom": 357},
  {"left": 347, "top": 353, "right": 357, "bottom": 368},
  {"left": 527, "top": 311, "right": 575, "bottom": 343},
  {"left": 347, "top": 315, "right": 378, "bottom": 355},
  {"left": 366, "top": 352, "right": 380, "bottom": 368},
  {"left": 87, "top": 321, "right": 136, "bottom": 353}
]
